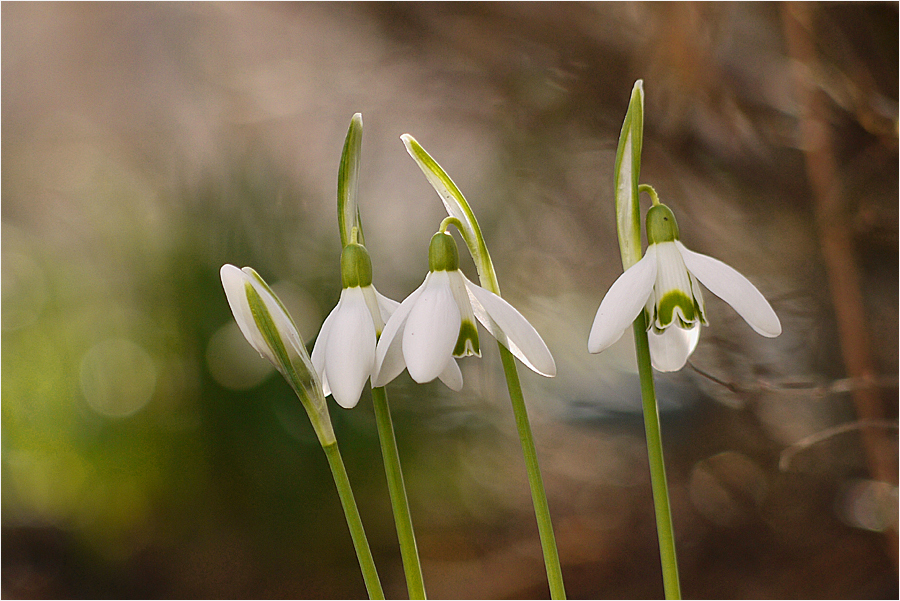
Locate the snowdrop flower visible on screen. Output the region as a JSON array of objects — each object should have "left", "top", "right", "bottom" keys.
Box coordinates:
[
  {"left": 589, "top": 203, "right": 781, "bottom": 372},
  {"left": 220, "top": 264, "right": 334, "bottom": 443},
  {"left": 373, "top": 231, "right": 556, "bottom": 389},
  {"left": 311, "top": 242, "right": 399, "bottom": 409},
  {"left": 221, "top": 264, "right": 312, "bottom": 379}
]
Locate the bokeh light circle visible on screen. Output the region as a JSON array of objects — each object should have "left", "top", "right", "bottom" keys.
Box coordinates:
[
  {"left": 80, "top": 338, "right": 157, "bottom": 417},
  {"left": 206, "top": 322, "right": 274, "bottom": 390}
]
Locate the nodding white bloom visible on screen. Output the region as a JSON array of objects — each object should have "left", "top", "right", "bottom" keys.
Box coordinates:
[
  {"left": 221, "top": 264, "right": 312, "bottom": 379},
  {"left": 311, "top": 242, "right": 399, "bottom": 409},
  {"left": 589, "top": 203, "right": 781, "bottom": 372},
  {"left": 220, "top": 264, "right": 335, "bottom": 444},
  {"left": 373, "top": 231, "right": 556, "bottom": 389}
]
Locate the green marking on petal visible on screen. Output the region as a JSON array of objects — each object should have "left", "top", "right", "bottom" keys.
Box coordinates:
[
  {"left": 656, "top": 290, "right": 696, "bottom": 328},
  {"left": 245, "top": 281, "right": 293, "bottom": 376},
  {"left": 453, "top": 319, "right": 480, "bottom": 357}
]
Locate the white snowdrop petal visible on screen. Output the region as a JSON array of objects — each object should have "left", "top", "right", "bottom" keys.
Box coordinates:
[
  {"left": 437, "top": 357, "right": 463, "bottom": 391},
  {"left": 588, "top": 247, "right": 659, "bottom": 353},
  {"left": 648, "top": 325, "right": 700, "bottom": 372},
  {"left": 220, "top": 265, "right": 269, "bottom": 360},
  {"left": 311, "top": 304, "right": 338, "bottom": 397},
  {"left": 675, "top": 242, "right": 782, "bottom": 337},
  {"left": 403, "top": 271, "right": 460, "bottom": 383},
  {"left": 324, "top": 288, "right": 376, "bottom": 409},
  {"left": 375, "top": 289, "right": 401, "bottom": 325},
  {"left": 464, "top": 277, "right": 556, "bottom": 377},
  {"left": 373, "top": 283, "right": 424, "bottom": 387},
  {"left": 448, "top": 271, "right": 481, "bottom": 358}
]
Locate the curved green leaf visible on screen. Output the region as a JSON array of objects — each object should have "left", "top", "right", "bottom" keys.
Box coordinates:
[{"left": 400, "top": 134, "right": 499, "bottom": 293}]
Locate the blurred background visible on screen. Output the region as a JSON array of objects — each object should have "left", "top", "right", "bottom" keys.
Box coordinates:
[{"left": 2, "top": 3, "right": 897, "bottom": 598}]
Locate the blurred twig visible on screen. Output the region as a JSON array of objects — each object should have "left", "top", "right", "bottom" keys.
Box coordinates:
[
  {"left": 688, "top": 361, "right": 898, "bottom": 399},
  {"left": 779, "top": 420, "right": 898, "bottom": 472},
  {"left": 780, "top": 1, "right": 897, "bottom": 562}
]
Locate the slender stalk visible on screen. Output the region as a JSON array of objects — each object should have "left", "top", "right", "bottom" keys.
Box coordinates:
[
  {"left": 498, "top": 343, "right": 567, "bottom": 600},
  {"left": 322, "top": 441, "right": 385, "bottom": 600},
  {"left": 631, "top": 314, "right": 681, "bottom": 600},
  {"left": 371, "top": 386, "right": 427, "bottom": 599},
  {"left": 401, "top": 134, "right": 566, "bottom": 597}
]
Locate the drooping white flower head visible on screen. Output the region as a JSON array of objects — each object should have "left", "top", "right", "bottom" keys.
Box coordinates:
[
  {"left": 220, "top": 264, "right": 334, "bottom": 444},
  {"left": 311, "top": 241, "right": 399, "bottom": 409},
  {"left": 221, "top": 264, "right": 311, "bottom": 377},
  {"left": 373, "top": 231, "right": 556, "bottom": 389},
  {"left": 588, "top": 203, "right": 781, "bottom": 372}
]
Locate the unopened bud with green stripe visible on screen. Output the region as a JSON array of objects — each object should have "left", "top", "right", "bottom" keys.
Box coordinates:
[{"left": 220, "top": 264, "right": 335, "bottom": 445}]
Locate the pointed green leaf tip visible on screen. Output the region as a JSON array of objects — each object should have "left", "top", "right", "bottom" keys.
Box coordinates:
[
  {"left": 428, "top": 231, "right": 460, "bottom": 272},
  {"left": 646, "top": 204, "right": 680, "bottom": 244},
  {"left": 400, "top": 134, "right": 499, "bottom": 293},
  {"left": 340, "top": 242, "right": 374, "bottom": 288},
  {"left": 614, "top": 80, "right": 644, "bottom": 270},
  {"left": 338, "top": 113, "right": 365, "bottom": 248}
]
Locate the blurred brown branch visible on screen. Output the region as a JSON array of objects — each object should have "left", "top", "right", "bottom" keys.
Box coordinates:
[{"left": 781, "top": 0, "right": 898, "bottom": 563}]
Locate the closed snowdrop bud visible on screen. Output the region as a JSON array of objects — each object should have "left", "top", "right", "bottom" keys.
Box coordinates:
[
  {"left": 220, "top": 264, "right": 333, "bottom": 444},
  {"left": 589, "top": 201, "right": 781, "bottom": 372},
  {"left": 220, "top": 265, "right": 309, "bottom": 379}
]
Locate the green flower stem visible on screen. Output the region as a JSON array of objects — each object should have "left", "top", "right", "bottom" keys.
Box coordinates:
[
  {"left": 371, "top": 386, "right": 427, "bottom": 599},
  {"left": 498, "top": 343, "right": 567, "bottom": 600},
  {"left": 322, "top": 440, "right": 385, "bottom": 600},
  {"left": 638, "top": 184, "right": 661, "bottom": 207},
  {"left": 401, "top": 134, "right": 565, "bottom": 598},
  {"left": 631, "top": 313, "right": 681, "bottom": 600}
]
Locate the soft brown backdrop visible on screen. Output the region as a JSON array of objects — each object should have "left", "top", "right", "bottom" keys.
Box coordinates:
[{"left": 3, "top": 3, "right": 897, "bottom": 598}]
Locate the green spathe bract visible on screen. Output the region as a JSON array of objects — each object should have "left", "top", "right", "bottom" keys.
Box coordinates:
[
  {"left": 615, "top": 80, "right": 645, "bottom": 270},
  {"left": 338, "top": 113, "right": 365, "bottom": 248},
  {"left": 401, "top": 135, "right": 497, "bottom": 291}
]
